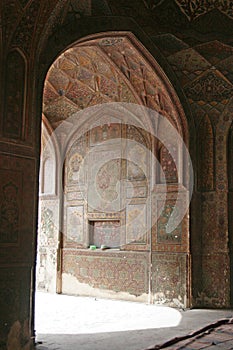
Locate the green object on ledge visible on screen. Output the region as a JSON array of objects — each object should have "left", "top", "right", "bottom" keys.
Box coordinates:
[{"left": 90, "top": 245, "right": 96, "bottom": 250}]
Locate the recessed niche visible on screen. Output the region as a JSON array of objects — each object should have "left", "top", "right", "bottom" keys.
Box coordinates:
[{"left": 89, "top": 220, "right": 121, "bottom": 248}]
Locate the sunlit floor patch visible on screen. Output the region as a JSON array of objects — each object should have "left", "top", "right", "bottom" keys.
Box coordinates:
[{"left": 35, "top": 292, "right": 182, "bottom": 334}]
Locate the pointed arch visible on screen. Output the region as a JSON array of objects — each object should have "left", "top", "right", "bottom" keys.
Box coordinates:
[{"left": 38, "top": 32, "right": 191, "bottom": 308}]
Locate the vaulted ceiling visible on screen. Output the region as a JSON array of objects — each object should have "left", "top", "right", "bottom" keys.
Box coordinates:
[
  {"left": 43, "top": 40, "right": 137, "bottom": 129},
  {"left": 43, "top": 34, "right": 186, "bottom": 137},
  {"left": 2, "top": 0, "right": 233, "bottom": 132},
  {"left": 3, "top": 0, "right": 233, "bottom": 56}
]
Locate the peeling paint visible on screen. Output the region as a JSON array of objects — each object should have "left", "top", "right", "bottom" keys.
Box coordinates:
[{"left": 62, "top": 273, "right": 149, "bottom": 303}]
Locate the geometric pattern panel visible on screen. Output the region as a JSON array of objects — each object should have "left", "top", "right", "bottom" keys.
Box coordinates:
[
  {"left": 195, "top": 41, "right": 233, "bottom": 65},
  {"left": 62, "top": 249, "right": 149, "bottom": 297},
  {"left": 168, "top": 48, "right": 211, "bottom": 85},
  {"left": 151, "top": 252, "right": 189, "bottom": 308},
  {"left": 184, "top": 70, "right": 233, "bottom": 102},
  {"left": 197, "top": 115, "right": 214, "bottom": 191},
  {"left": 151, "top": 190, "right": 189, "bottom": 253},
  {"left": 196, "top": 253, "right": 230, "bottom": 308},
  {"left": 175, "top": 0, "right": 233, "bottom": 21}
]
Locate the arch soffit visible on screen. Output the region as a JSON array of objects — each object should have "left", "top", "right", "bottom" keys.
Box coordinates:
[{"left": 43, "top": 32, "right": 189, "bottom": 149}]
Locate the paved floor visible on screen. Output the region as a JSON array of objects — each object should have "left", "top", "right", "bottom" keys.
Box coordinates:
[
  {"left": 35, "top": 292, "right": 233, "bottom": 350},
  {"left": 150, "top": 320, "right": 233, "bottom": 350}
]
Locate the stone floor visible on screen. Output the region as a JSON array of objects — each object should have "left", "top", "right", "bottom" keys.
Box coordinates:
[{"left": 35, "top": 292, "right": 233, "bottom": 350}]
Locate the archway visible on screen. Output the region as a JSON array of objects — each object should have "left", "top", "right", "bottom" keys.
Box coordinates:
[{"left": 36, "top": 32, "right": 191, "bottom": 308}]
